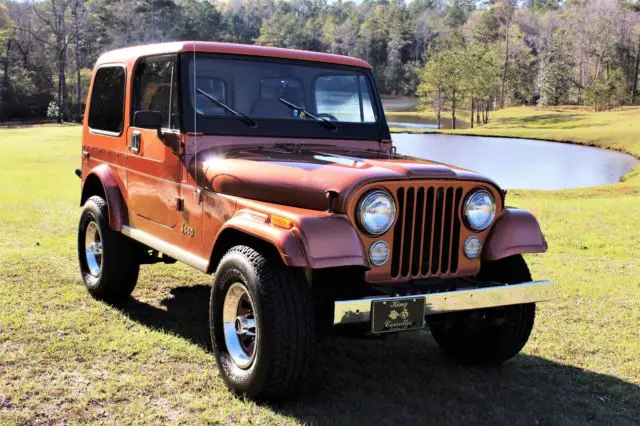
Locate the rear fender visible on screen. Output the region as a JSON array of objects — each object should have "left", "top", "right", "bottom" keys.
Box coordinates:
[
  {"left": 483, "top": 208, "right": 547, "bottom": 261},
  {"left": 80, "top": 164, "right": 126, "bottom": 231},
  {"left": 213, "top": 208, "right": 367, "bottom": 270}
]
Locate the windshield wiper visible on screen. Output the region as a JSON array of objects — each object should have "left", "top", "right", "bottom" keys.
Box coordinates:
[
  {"left": 196, "top": 88, "right": 257, "bottom": 128},
  {"left": 278, "top": 98, "right": 338, "bottom": 131}
]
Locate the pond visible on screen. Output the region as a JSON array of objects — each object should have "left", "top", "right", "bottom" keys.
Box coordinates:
[
  {"left": 382, "top": 96, "right": 469, "bottom": 130},
  {"left": 392, "top": 133, "right": 639, "bottom": 190}
]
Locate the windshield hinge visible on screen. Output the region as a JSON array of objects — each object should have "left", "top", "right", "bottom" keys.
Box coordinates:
[{"left": 325, "top": 190, "right": 338, "bottom": 213}]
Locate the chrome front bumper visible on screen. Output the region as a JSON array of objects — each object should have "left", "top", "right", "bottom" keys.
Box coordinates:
[{"left": 334, "top": 280, "right": 554, "bottom": 326}]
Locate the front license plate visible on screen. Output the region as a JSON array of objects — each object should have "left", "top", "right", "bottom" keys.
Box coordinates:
[{"left": 371, "top": 296, "right": 426, "bottom": 334}]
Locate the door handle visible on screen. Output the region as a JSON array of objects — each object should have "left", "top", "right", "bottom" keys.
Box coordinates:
[{"left": 130, "top": 131, "right": 141, "bottom": 153}]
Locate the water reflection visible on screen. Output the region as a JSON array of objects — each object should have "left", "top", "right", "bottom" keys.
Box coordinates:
[
  {"left": 383, "top": 97, "right": 469, "bottom": 129},
  {"left": 392, "top": 133, "right": 639, "bottom": 190}
]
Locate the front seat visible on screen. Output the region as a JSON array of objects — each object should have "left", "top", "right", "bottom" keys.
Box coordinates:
[{"left": 250, "top": 82, "right": 303, "bottom": 119}]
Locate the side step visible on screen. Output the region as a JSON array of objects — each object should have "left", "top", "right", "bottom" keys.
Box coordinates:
[{"left": 121, "top": 225, "right": 209, "bottom": 272}]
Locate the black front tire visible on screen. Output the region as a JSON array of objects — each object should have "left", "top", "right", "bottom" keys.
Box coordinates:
[
  {"left": 78, "top": 196, "right": 140, "bottom": 303},
  {"left": 428, "top": 255, "right": 536, "bottom": 365},
  {"left": 210, "top": 245, "right": 316, "bottom": 402}
]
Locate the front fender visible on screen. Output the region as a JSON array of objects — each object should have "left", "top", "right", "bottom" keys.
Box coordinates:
[
  {"left": 215, "top": 206, "right": 367, "bottom": 269},
  {"left": 81, "top": 164, "right": 126, "bottom": 232},
  {"left": 483, "top": 208, "right": 547, "bottom": 261}
]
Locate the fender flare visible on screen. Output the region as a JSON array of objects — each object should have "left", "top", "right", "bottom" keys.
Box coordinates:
[
  {"left": 212, "top": 210, "right": 367, "bottom": 270},
  {"left": 80, "top": 164, "right": 127, "bottom": 232},
  {"left": 483, "top": 208, "right": 548, "bottom": 261}
]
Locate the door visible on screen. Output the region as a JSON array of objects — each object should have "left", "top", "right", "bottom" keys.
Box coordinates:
[{"left": 126, "top": 56, "right": 183, "bottom": 232}]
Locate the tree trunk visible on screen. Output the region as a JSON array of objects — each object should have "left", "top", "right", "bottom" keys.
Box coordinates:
[
  {"left": 451, "top": 88, "right": 456, "bottom": 130},
  {"left": 484, "top": 100, "right": 489, "bottom": 124},
  {"left": 470, "top": 97, "right": 474, "bottom": 129},
  {"left": 632, "top": 35, "right": 640, "bottom": 105},
  {"left": 73, "top": 6, "right": 83, "bottom": 121},
  {"left": 500, "top": 15, "right": 511, "bottom": 109},
  {"left": 2, "top": 39, "right": 10, "bottom": 89},
  {"left": 436, "top": 86, "right": 442, "bottom": 129},
  {"left": 75, "top": 59, "right": 81, "bottom": 120},
  {"left": 476, "top": 103, "right": 481, "bottom": 126},
  {"left": 578, "top": 32, "right": 584, "bottom": 104},
  {"left": 57, "top": 46, "right": 67, "bottom": 123}
]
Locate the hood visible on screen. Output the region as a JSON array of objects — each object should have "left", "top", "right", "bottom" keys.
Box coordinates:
[{"left": 197, "top": 145, "right": 499, "bottom": 212}]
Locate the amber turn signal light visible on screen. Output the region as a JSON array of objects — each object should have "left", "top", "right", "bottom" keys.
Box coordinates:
[{"left": 270, "top": 215, "right": 293, "bottom": 230}]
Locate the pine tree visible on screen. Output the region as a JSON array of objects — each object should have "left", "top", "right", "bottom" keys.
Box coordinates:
[{"left": 537, "top": 33, "right": 573, "bottom": 106}]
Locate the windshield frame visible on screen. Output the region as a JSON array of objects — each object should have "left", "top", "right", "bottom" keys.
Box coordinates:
[{"left": 179, "top": 52, "right": 390, "bottom": 141}]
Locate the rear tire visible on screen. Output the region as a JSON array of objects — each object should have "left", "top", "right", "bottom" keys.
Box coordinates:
[
  {"left": 78, "top": 196, "right": 140, "bottom": 303},
  {"left": 428, "top": 255, "right": 535, "bottom": 365},
  {"left": 210, "top": 245, "right": 316, "bottom": 402}
]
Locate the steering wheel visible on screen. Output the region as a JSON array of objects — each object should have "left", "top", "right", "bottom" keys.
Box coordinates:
[{"left": 317, "top": 113, "right": 338, "bottom": 121}]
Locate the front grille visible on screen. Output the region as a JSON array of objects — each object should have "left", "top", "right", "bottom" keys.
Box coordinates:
[{"left": 391, "top": 185, "right": 464, "bottom": 279}]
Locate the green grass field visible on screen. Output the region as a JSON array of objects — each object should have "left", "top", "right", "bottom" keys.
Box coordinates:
[{"left": 1, "top": 115, "right": 639, "bottom": 424}]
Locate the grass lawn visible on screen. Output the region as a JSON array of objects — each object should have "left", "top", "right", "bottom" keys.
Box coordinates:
[{"left": 1, "top": 121, "right": 639, "bottom": 424}]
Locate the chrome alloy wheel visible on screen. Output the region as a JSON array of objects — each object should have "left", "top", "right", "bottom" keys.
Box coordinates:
[
  {"left": 84, "top": 221, "right": 103, "bottom": 277},
  {"left": 222, "top": 282, "right": 258, "bottom": 369}
]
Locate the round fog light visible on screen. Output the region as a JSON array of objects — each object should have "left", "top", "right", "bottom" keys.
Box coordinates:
[
  {"left": 464, "top": 237, "right": 482, "bottom": 259},
  {"left": 369, "top": 241, "right": 390, "bottom": 266}
]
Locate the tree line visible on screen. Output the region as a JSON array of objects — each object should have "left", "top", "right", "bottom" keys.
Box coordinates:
[
  {"left": 418, "top": 0, "right": 640, "bottom": 129},
  {"left": 0, "top": 0, "right": 639, "bottom": 123}
]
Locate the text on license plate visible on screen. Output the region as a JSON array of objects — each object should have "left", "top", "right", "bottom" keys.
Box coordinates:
[{"left": 370, "top": 296, "right": 426, "bottom": 334}]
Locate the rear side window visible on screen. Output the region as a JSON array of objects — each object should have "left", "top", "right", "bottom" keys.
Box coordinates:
[{"left": 89, "top": 67, "right": 125, "bottom": 133}]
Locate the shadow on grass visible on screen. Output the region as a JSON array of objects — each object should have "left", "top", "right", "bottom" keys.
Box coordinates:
[
  {"left": 117, "top": 285, "right": 640, "bottom": 425},
  {"left": 118, "top": 284, "right": 212, "bottom": 348}
]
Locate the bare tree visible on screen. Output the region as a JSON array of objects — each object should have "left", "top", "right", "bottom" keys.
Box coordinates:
[
  {"left": 70, "top": 0, "right": 86, "bottom": 120},
  {"left": 31, "top": 0, "right": 73, "bottom": 122},
  {"left": 497, "top": 0, "right": 517, "bottom": 108}
]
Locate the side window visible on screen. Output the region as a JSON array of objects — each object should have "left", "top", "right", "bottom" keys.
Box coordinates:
[
  {"left": 134, "top": 58, "right": 180, "bottom": 129},
  {"left": 88, "top": 66, "right": 125, "bottom": 133}
]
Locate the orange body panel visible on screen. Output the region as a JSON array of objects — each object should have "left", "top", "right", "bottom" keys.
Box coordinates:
[
  {"left": 483, "top": 208, "right": 548, "bottom": 261},
  {"left": 94, "top": 41, "right": 372, "bottom": 70}
]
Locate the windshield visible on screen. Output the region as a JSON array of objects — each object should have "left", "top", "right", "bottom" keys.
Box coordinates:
[{"left": 182, "top": 54, "right": 384, "bottom": 140}]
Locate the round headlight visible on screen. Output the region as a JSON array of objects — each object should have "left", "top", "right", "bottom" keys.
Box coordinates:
[
  {"left": 369, "top": 241, "right": 390, "bottom": 266},
  {"left": 464, "top": 190, "right": 496, "bottom": 231},
  {"left": 463, "top": 236, "right": 482, "bottom": 259},
  {"left": 357, "top": 190, "right": 396, "bottom": 236}
]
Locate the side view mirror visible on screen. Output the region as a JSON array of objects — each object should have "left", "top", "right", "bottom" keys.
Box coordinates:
[{"left": 133, "top": 110, "right": 164, "bottom": 139}]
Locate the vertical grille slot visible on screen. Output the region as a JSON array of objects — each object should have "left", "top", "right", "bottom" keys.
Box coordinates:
[
  {"left": 411, "top": 188, "right": 425, "bottom": 276},
  {"left": 440, "top": 187, "right": 454, "bottom": 273},
  {"left": 430, "top": 187, "right": 444, "bottom": 275},
  {"left": 421, "top": 187, "right": 434, "bottom": 275},
  {"left": 401, "top": 188, "right": 415, "bottom": 277},
  {"left": 391, "top": 187, "right": 405, "bottom": 277},
  {"left": 450, "top": 188, "right": 463, "bottom": 273},
  {"left": 390, "top": 184, "right": 464, "bottom": 279}
]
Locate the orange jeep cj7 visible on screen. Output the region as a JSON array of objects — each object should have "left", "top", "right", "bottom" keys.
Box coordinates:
[{"left": 77, "top": 41, "right": 553, "bottom": 401}]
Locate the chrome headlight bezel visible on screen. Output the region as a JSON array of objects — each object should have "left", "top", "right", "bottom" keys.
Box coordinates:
[
  {"left": 357, "top": 189, "right": 396, "bottom": 236},
  {"left": 464, "top": 189, "right": 497, "bottom": 231}
]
